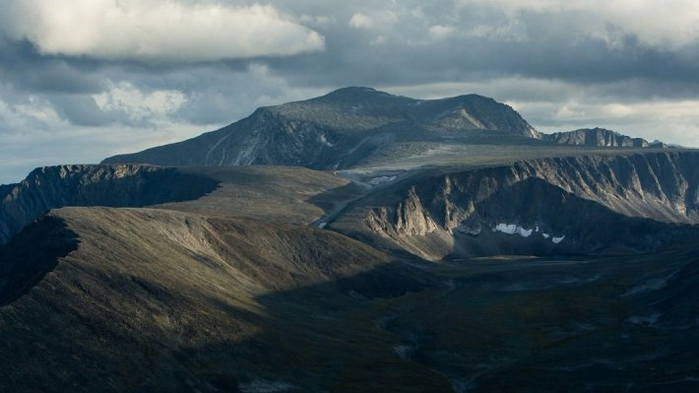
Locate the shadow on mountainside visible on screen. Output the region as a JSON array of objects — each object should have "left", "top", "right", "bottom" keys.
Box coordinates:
[
  {"left": 0, "top": 216, "right": 78, "bottom": 307},
  {"left": 2, "top": 213, "right": 699, "bottom": 393},
  {"left": 0, "top": 166, "right": 220, "bottom": 245}
]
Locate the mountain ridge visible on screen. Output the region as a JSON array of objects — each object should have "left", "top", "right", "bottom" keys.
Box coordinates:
[
  {"left": 102, "top": 87, "right": 540, "bottom": 168},
  {"left": 102, "top": 87, "right": 668, "bottom": 171}
]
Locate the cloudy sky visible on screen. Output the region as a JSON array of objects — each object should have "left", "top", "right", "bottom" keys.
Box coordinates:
[{"left": 1, "top": 0, "right": 699, "bottom": 183}]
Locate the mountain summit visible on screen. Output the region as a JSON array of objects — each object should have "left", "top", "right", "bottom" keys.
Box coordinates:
[{"left": 102, "top": 87, "right": 539, "bottom": 169}]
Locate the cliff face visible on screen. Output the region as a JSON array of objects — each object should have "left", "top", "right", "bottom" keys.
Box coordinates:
[
  {"left": 545, "top": 128, "right": 650, "bottom": 147},
  {"left": 357, "top": 151, "right": 699, "bottom": 260},
  {"left": 0, "top": 165, "right": 218, "bottom": 244}
]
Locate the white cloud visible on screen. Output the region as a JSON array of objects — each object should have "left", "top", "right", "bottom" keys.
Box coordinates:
[
  {"left": 94, "top": 82, "right": 186, "bottom": 125},
  {"left": 349, "top": 10, "right": 398, "bottom": 30},
  {"left": 428, "top": 25, "right": 456, "bottom": 40},
  {"left": 510, "top": 98, "right": 699, "bottom": 146},
  {"left": 456, "top": 0, "right": 699, "bottom": 49},
  {"left": 0, "top": 0, "right": 325, "bottom": 62},
  {"left": 349, "top": 13, "right": 375, "bottom": 29}
]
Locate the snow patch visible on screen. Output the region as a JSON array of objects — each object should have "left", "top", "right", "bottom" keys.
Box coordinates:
[
  {"left": 493, "top": 223, "right": 532, "bottom": 238},
  {"left": 552, "top": 235, "right": 566, "bottom": 244},
  {"left": 542, "top": 233, "right": 550, "bottom": 239},
  {"left": 319, "top": 134, "right": 333, "bottom": 147},
  {"left": 369, "top": 175, "right": 397, "bottom": 185},
  {"left": 318, "top": 222, "right": 327, "bottom": 229}
]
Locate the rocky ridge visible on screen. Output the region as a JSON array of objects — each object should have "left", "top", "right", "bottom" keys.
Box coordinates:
[
  {"left": 545, "top": 127, "right": 652, "bottom": 147},
  {"left": 0, "top": 165, "right": 218, "bottom": 244},
  {"left": 332, "top": 151, "right": 699, "bottom": 260}
]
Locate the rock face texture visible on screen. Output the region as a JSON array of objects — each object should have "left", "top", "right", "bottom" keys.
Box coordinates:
[
  {"left": 337, "top": 151, "right": 699, "bottom": 260},
  {"left": 102, "top": 87, "right": 539, "bottom": 168},
  {"left": 545, "top": 127, "right": 650, "bottom": 147},
  {"left": 0, "top": 165, "right": 218, "bottom": 244}
]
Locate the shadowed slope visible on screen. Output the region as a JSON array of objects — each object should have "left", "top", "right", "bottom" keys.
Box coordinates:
[
  {"left": 0, "top": 207, "right": 442, "bottom": 393},
  {"left": 0, "top": 165, "right": 219, "bottom": 244},
  {"left": 1, "top": 206, "right": 697, "bottom": 392},
  {"left": 0, "top": 216, "right": 78, "bottom": 307}
]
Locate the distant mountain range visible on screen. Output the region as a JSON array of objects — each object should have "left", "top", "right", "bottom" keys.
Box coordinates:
[{"left": 103, "top": 87, "right": 666, "bottom": 169}]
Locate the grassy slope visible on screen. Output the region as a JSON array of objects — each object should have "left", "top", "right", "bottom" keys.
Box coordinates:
[
  {"left": 1, "top": 190, "right": 697, "bottom": 392},
  {"left": 0, "top": 207, "right": 450, "bottom": 393},
  {"left": 157, "top": 166, "right": 362, "bottom": 226}
]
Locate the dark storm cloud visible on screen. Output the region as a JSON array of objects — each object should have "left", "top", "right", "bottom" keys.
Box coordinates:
[
  {"left": 0, "top": 40, "right": 106, "bottom": 94},
  {"left": 48, "top": 94, "right": 112, "bottom": 127}
]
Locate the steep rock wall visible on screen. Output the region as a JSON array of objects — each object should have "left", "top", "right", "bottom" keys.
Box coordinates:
[
  {"left": 0, "top": 165, "right": 218, "bottom": 244},
  {"left": 361, "top": 151, "right": 699, "bottom": 259}
]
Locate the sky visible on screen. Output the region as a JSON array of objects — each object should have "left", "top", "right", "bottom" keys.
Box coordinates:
[{"left": 1, "top": 0, "right": 699, "bottom": 184}]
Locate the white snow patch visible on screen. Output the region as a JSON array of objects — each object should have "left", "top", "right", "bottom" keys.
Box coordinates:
[
  {"left": 542, "top": 233, "right": 550, "bottom": 239},
  {"left": 552, "top": 235, "right": 566, "bottom": 244},
  {"left": 493, "top": 223, "right": 532, "bottom": 238},
  {"left": 319, "top": 134, "right": 333, "bottom": 147},
  {"left": 318, "top": 222, "right": 327, "bottom": 229},
  {"left": 369, "top": 175, "right": 397, "bottom": 185}
]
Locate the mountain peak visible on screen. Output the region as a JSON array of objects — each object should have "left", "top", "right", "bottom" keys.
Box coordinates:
[
  {"left": 305, "top": 86, "right": 411, "bottom": 106},
  {"left": 103, "top": 87, "right": 540, "bottom": 168}
]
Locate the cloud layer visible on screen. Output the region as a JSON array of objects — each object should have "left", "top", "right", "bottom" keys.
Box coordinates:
[{"left": 1, "top": 0, "right": 324, "bottom": 62}]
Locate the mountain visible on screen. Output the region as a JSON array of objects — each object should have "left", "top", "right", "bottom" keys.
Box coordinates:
[
  {"left": 102, "top": 87, "right": 540, "bottom": 169},
  {"left": 330, "top": 151, "right": 699, "bottom": 260},
  {"left": 0, "top": 207, "right": 442, "bottom": 393},
  {"left": 103, "top": 88, "right": 673, "bottom": 172},
  {"left": 2, "top": 168, "right": 699, "bottom": 392},
  {"left": 2, "top": 87, "right": 698, "bottom": 392},
  {"left": 545, "top": 127, "right": 651, "bottom": 147}
]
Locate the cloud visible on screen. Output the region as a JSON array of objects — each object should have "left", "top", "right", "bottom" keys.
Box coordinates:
[
  {"left": 349, "top": 10, "right": 398, "bottom": 30},
  {"left": 50, "top": 94, "right": 111, "bottom": 127},
  {"left": 0, "top": 0, "right": 325, "bottom": 62},
  {"left": 428, "top": 25, "right": 455, "bottom": 40},
  {"left": 93, "top": 82, "right": 187, "bottom": 126},
  {"left": 456, "top": 0, "right": 699, "bottom": 50}
]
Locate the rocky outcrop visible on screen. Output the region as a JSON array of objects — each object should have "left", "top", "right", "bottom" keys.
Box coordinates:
[
  {"left": 102, "top": 87, "right": 539, "bottom": 168},
  {"left": 0, "top": 165, "right": 218, "bottom": 244},
  {"left": 545, "top": 128, "right": 651, "bottom": 147},
  {"left": 357, "top": 151, "right": 699, "bottom": 259}
]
